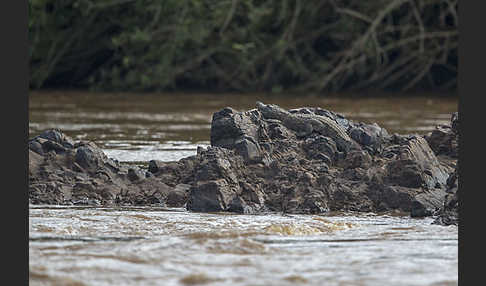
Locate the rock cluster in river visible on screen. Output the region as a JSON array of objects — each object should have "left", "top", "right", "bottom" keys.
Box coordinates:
[
  {"left": 28, "top": 103, "right": 459, "bottom": 225},
  {"left": 426, "top": 112, "right": 459, "bottom": 226},
  {"left": 28, "top": 129, "right": 186, "bottom": 206}
]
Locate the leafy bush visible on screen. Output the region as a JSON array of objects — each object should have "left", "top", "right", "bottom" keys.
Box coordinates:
[{"left": 29, "top": 0, "right": 458, "bottom": 93}]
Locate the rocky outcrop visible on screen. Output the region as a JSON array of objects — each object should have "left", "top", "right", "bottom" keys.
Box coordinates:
[
  {"left": 182, "top": 102, "right": 454, "bottom": 216},
  {"left": 433, "top": 167, "right": 458, "bottom": 226},
  {"left": 427, "top": 112, "right": 459, "bottom": 226},
  {"left": 29, "top": 103, "right": 459, "bottom": 224},
  {"left": 425, "top": 112, "right": 459, "bottom": 159},
  {"left": 28, "top": 129, "right": 190, "bottom": 207}
]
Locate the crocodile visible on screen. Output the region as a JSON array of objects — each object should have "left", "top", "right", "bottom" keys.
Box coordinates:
[{"left": 256, "top": 101, "right": 354, "bottom": 152}]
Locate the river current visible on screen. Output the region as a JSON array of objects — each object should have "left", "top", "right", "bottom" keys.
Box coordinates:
[{"left": 29, "top": 91, "right": 458, "bottom": 286}]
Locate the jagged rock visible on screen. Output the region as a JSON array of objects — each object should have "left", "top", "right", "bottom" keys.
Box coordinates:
[
  {"left": 28, "top": 130, "right": 175, "bottom": 206},
  {"left": 187, "top": 179, "right": 236, "bottom": 212},
  {"left": 148, "top": 160, "right": 165, "bottom": 174},
  {"left": 29, "top": 103, "right": 459, "bottom": 225},
  {"left": 410, "top": 189, "right": 448, "bottom": 217},
  {"left": 382, "top": 135, "right": 449, "bottom": 189},
  {"left": 127, "top": 168, "right": 145, "bottom": 182},
  {"left": 166, "top": 184, "right": 191, "bottom": 207},
  {"left": 38, "top": 129, "right": 75, "bottom": 148},
  {"left": 433, "top": 167, "right": 459, "bottom": 225},
  {"left": 75, "top": 142, "right": 110, "bottom": 172},
  {"left": 425, "top": 112, "right": 459, "bottom": 159},
  {"left": 423, "top": 112, "right": 459, "bottom": 225}
]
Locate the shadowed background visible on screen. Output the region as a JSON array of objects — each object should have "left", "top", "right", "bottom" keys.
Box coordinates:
[{"left": 29, "top": 0, "right": 457, "bottom": 94}]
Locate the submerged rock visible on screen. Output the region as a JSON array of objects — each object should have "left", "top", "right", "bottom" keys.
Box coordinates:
[{"left": 29, "top": 103, "right": 459, "bottom": 224}]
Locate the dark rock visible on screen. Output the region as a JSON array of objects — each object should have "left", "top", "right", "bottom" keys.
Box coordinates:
[
  {"left": 166, "top": 184, "right": 191, "bottom": 207},
  {"left": 227, "top": 182, "right": 267, "bottom": 214},
  {"left": 425, "top": 112, "right": 459, "bottom": 158},
  {"left": 342, "top": 150, "right": 372, "bottom": 169},
  {"left": 210, "top": 107, "right": 258, "bottom": 149},
  {"left": 29, "top": 150, "right": 44, "bottom": 175},
  {"left": 75, "top": 143, "right": 108, "bottom": 171},
  {"left": 29, "top": 103, "right": 459, "bottom": 225},
  {"left": 283, "top": 188, "right": 329, "bottom": 214},
  {"left": 28, "top": 131, "right": 179, "bottom": 206},
  {"left": 383, "top": 136, "right": 450, "bottom": 189},
  {"left": 410, "top": 188, "right": 447, "bottom": 217},
  {"left": 42, "top": 140, "right": 68, "bottom": 153},
  {"left": 451, "top": 112, "right": 459, "bottom": 133},
  {"left": 433, "top": 167, "right": 459, "bottom": 225},
  {"left": 187, "top": 180, "right": 236, "bottom": 212},
  {"left": 303, "top": 136, "right": 338, "bottom": 164},
  {"left": 148, "top": 160, "right": 165, "bottom": 174},
  {"left": 127, "top": 168, "right": 145, "bottom": 182},
  {"left": 234, "top": 137, "right": 261, "bottom": 163},
  {"left": 37, "top": 129, "right": 75, "bottom": 148},
  {"left": 29, "top": 141, "right": 44, "bottom": 155}
]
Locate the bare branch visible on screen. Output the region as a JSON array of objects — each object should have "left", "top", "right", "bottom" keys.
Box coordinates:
[{"left": 220, "top": 0, "right": 239, "bottom": 36}]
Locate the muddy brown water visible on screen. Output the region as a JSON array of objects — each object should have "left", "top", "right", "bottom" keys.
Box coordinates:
[{"left": 29, "top": 91, "right": 458, "bottom": 286}]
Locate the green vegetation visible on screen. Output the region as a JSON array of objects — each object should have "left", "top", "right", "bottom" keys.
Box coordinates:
[{"left": 29, "top": 0, "right": 458, "bottom": 93}]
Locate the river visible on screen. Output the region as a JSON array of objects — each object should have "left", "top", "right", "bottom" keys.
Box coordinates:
[{"left": 29, "top": 91, "right": 458, "bottom": 286}]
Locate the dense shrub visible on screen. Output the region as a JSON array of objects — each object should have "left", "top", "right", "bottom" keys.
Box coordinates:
[{"left": 29, "top": 0, "right": 458, "bottom": 93}]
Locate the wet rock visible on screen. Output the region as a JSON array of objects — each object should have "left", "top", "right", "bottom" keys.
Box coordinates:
[
  {"left": 74, "top": 143, "right": 106, "bottom": 171},
  {"left": 433, "top": 167, "right": 459, "bottom": 225},
  {"left": 410, "top": 188, "right": 447, "bottom": 217},
  {"left": 187, "top": 179, "right": 236, "bottom": 212},
  {"left": 283, "top": 188, "right": 329, "bottom": 214},
  {"left": 342, "top": 150, "right": 372, "bottom": 169},
  {"left": 210, "top": 107, "right": 259, "bottom": 149},
  {"left": 303, "top": 136, "right": 338, "bottom": 164},
  {"left": 166, "top": 184, "right": 191, "bottom": 207},
  {"left": 28, "top": 130, "right": 182, "bottom": 206},
  {"left": 127, "top": 168, "right": 145, "bottom": 182},
  {"left": 38, "top": 129, "right": 75, "bottom": 148},
  {"left": 42, "top": 140, "right": 68, "bottom": 154},
  {"left": 148, "top": 160, "right": 165, "bottom": 174},
  {"left": 234, "top": 137, "right": 261, "bottom": 163},
  {"left": 192, "top": 102, "right": 455, "bottom": 215},
  {"left": 29, "top": 150, "right": 44, "bottom": 175},
  {"left": 425, "top": 112, "right": 459, "bottom": 158},
  {"left": 383, "top": 136, "right": 450, "bottom": 189},
  {"left": 29, "top": 183, "right": 66, "bottom": 205},
  {"left": 228, "top": 182, "right": 267, "bottom": 214},
  {"left": 29, "top": 103, "right": 459, "bottom": 225},
  {"left": 348, "top": 122, "right": 389, "bottom": 154},
  {"left": 29, "top": 141, "right": 44, "bottom": 155}
]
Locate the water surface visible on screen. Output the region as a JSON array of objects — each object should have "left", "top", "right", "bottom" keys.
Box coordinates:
[{"left": 29, "top": 206, "right": 457, "bottom": 286}]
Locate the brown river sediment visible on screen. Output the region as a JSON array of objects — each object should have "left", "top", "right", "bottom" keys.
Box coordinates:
[{"left": 29, "top": 91, "right": 458, "bottom": 285}]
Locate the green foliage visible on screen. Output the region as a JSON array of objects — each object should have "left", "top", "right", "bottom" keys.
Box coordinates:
[{"left": 29, "top": 0, "right": 458, "bottom": 93}]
